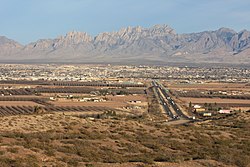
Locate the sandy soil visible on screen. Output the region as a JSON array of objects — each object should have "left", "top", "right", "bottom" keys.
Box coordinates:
[
  {"left": 52, "top": 101, "right": 127, "bottom": 108},
  {"left": 0, "top": 84, "right": 37, "bottom": 88},
  {"left": 167, "top": 83, "right": 250, "bottom": 91},
  {"left": 78, "top": 160, "right": 233, "bottom": 167},
  {"left": 0, "top": 101, "right": 40, "bottom": 106},
  {"left": 107, "top": 95, "right": 147, "bottom": 102},
  {"left": 180, "top": 97, "right": 250, "bottom": 104},
  {"left": 52, "top": 95, "right": 147, "bottom": 108},
  {"left": 231, "top": 107, "right": 250, "bottom": 111}
]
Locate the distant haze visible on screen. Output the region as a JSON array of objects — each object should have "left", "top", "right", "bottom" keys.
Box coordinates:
[{"left": 0, "top": 0, "right": 250, "bottom": 44}]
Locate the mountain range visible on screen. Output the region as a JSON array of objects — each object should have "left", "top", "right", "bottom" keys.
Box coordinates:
[{"left": 0, "top": 24, "right": 250, "bottom": 64}]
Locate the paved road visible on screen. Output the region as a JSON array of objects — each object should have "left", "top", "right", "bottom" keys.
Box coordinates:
[
  {"left": 152, "top": 81, "right": 174, "bottom": 118},
  {"left": 152, "top": 81, "right": 193, "bottom": 121}
]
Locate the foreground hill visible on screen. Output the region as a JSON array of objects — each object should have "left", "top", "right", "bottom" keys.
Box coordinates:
[
  {"left": 0, "top": 111, "right": 249, "bottom": 166},
  {"left": 0, "top": 25, "right": 250, "bottom": 64}
]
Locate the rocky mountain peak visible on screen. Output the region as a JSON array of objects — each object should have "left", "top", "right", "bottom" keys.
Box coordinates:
[
  {"left": 238, "top": 30, "right": 250, "bottom": 40},
  {"left": 0, "top": 24, "right": 250, "bottom": 64},
  {"left": 0, "top": 36, "right": 22, "bottom": 48},
  {"left": 217, "top": 27, "right": 236, "bottom": 34},
  {"left": 63, "top": 31, "right": 93, "bottom": 43},
  {"left": 0, "top": 36, "right": 12, "bottom": 45},
  {"left": 216, "top": 27, "right": 236, "bottom": 40},
  {"left": 149, "top": 24, "right": 176, "bottom": 36},
  {"left": 94, "top": 24, "right": 175, "bottom": 44}
]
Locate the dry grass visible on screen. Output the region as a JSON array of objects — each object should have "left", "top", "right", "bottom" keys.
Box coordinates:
[
  {"left": 0, "top": 113, "right": 87, "bottom": 133},
  {"left": 0, "top": 111, "right": 249, "bottom": 167}
]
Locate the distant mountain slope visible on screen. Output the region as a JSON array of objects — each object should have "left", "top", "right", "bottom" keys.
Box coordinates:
[
  {"left": 0, "top": 36, "right": 23, "bottom": 60},
  {"left": 1, "top": 25, "right": 250, "bottom": 64}
]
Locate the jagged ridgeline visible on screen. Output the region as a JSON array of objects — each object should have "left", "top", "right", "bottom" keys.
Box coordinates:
[{"left": 0, "top": 25, "right": 250, "bottom": 64}]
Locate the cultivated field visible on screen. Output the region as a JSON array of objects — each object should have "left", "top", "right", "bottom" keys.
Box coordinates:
[
  {"left": 0, "top": 101, "right": 39, "bottom": 106},
  {"left": 0, "top": 81, "right": 148, "bottom": 118},
  {"left": 0, "top": 80, "right": 249, "bottom": 166}
]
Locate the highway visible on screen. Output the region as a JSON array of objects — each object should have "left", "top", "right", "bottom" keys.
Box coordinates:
[
  {"left": 152, "top": 81, "right": 192, "bottom": 121},
  {"left": 152, "top": 81, "right": 174, "bottom": 118}
]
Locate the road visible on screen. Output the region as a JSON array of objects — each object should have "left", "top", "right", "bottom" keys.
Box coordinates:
[
  {"left": 152, "top": 81, "right": 174, "bottom": 118},
  {"left": 152, "top": 81, "right": 193, "bottom": 121}
]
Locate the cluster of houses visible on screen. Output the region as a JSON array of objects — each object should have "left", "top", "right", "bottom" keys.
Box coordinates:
[
  {"left": 78, "top": 97, "right": 106, "bottom": 102},
  {"left": 193, "top": 104, "right": 231, "bottom": 117},
  {"left": 49, "top": 95, "right": 107, "bottom": 103}
]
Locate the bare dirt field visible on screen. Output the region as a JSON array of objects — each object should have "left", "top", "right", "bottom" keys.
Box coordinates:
[
  {"left": 0, "top": 84, "right": 37, "bottom": 88},
  {"left": 167, "top": 83, "right": 250, "bottom": 91},
  {"left": 52, "top": 95, "right": 147, "bottom": 109},
  {"left": 231, "top": 107, "right": 250, "bottom": 111},
  {"left": 180, "top": 97, "right": 250, "bottom": 104},
  {"left": 41, "top": 93, "right": 91, "bottom": 96},
  {"left": 51, "top": 101, "right": 127, "bottom": 108},
  {"left": 108, "top": 94, "right": 147, "bottom": 103},
  {"left": 0, "top": 101, "right": 40, "bottom": 106},
  {"left": 180, "top": 97, "right": 250, "bottom": 110},
  {"left": 0, "top": 95, "right": 42, "bottom": 98}
]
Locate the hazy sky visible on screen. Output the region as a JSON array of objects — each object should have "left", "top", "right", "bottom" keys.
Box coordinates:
[{"left": 1, "top": 0, "right": 250, "bottom": 44}]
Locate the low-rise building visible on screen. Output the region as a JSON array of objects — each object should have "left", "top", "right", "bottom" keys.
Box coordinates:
[
  {"left": 203, "top": 113, "right": 212, "bottom": 117},
  {"left": 195, "top": 108, "right": 206, "bottom": 112},
  {"left": 129, "top": 100, "right": 142, "bottom": 104},
  {"left": 218, "top": 110, "right": 231, "bottom": 114}
]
